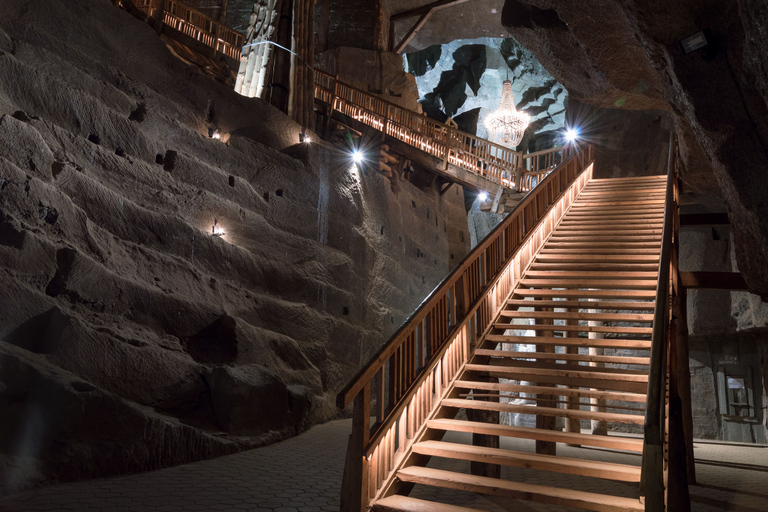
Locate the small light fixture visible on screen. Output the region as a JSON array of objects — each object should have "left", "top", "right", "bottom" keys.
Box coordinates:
[
  {"left": 565, "top": 127, "right": 580, "bottom": 144},
  {"left": 300, "top": 131, "right": 311, "bottom": 144},
  {"left": 211, "top": 218, "right": 225, "bottom": 237},
  {"left": 680, "top": 30, "right": 710, "bottom": 55},
  {"left": 478, "top": 191, "right": 489, "bottom": 202},
  {"left": 352, "top": 149, "right": 364, "bottom": 164}
]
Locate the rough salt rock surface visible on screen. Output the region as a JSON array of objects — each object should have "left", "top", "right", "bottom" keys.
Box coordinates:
[
  {"left": 0, "top": 0, "right": 469, "bottom": 494},
  {"left": 498, "top": 0, "right": 768, "bottom": 298},
  {"left": 406, "top": 37, "right": 567, "bottom": 145}
]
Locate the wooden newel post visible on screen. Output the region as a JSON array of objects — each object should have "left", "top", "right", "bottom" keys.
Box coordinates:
[{"left": 340, "top": 385, "right": 371, "bottom": 512}]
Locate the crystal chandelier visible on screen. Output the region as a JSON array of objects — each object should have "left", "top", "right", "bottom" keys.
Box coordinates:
[{"left": 484, "top": 79, "right": 530, "bottom": 148}]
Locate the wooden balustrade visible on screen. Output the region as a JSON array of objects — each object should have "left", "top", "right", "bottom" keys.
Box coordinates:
[
  {"left": 314, "top": 71, "right": 522, "bottom": 190},
  {"left": 518, "top": 144, "right": 577, "bottom": 191},
  {"left": 641, "top": 134, "right": 689, "bottom": 511},
  {"left": 133, "top": 0, "right": 244, "bottom": 60},
  {"left": 338, "top": 143, "right": 595, "bottom": 511}
]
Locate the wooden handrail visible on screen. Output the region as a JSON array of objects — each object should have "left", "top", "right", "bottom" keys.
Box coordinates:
[
  {"left": 132, "top": 0, "right": 244, "bottom": 60},
  {"left": 641, "top": 134, "right": 677, "bottom": 510},
  {"left": 339, "top": 143, "right": 595, "bottom": 511},
  {"left": 314, "top": 71, "right": 525, "bottom": 190}
]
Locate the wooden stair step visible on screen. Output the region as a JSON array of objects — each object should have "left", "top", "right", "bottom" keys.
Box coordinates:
[
  {"left": 512, "top": 288, "right": 656, "bottom": 300},
  {"left": 412, "top": 440, "right": 642, "bottom": 482},
  {"left": 373, "top": 495, "right": 484, "bottom": 512},
  {"left": 524, "top": 270, "right": 658, "bottom": 279},
  {"left": 436, "top": 420, "right": 634, "bottom": 457},
  {"left": 471, "top": 358, "right": 650, "bottom": 375},
  {"left": 553, "top": 228, "right": 663, "bottom": 235},
  {"left": 506, "top": 298, "right": 655, "bottom": 310},
  {"left": 463, "top": 366, "right": 648, "bottom": 393},
  {"left": 519, "top": 278, "right": 658, "bottom": 289},
  {"left": 498, "top": 310, "right": 654, "bottom": 322},
  {"left": 494, "top": 323, "right": 652, "bottom": 335},
  {"left": 557, "top": 223, "right": 663, "bottom": 230},
  {"left": 485, "top": 334, "right": 652, "bottom": 349},
  {"left": 442, "top": 398, "right": 645, "bottom": 424},
  {"left": 427, "top": 419, "right": 644, "bottom": 452},
  {"left": 540, "top": 248, "right": 661, "bottom": 255},
  {"left": 452, "top": 380, "right": 648, "bottom": 404},
  {"left": 546, "top": 236, "right": 662, "bottom": 243},
  {"left": 474, "top": 348, "right": 650, "bottom": 366},
  {"left": 396, "top": 467, "right": 644, "bottom": 512},
  {"left": 465, "top": 363, "right": 648, "bottom": 383},
  {"left": 535, "top": 254, "right": 660, "bottom": 261},
  {"left": 529, "top": 262, "right": 661, "bottom": 271}
]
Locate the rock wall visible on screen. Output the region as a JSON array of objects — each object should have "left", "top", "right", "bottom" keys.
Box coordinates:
[
  {"left": 0, "top": 0, "right": 469, "bottom": 494},
  {"left": 500, "top": 0, "right": 768, "bottom": 299}
]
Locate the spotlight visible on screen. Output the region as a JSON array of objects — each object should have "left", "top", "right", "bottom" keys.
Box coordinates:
[
  {"left": 565, "top": 127, "right": 580, "bottom": 143},
  {"left": 300, "top": 132, "right": 311, "bottom": 144},
  {"left": 478, "top": 191, "right": 489, "bottom": 202},
  {"left": 352, "top": 150, "right": 364, "bottom": 164},
  {"left": 211, "top": 218, "right": 225, "bottom": 237}
]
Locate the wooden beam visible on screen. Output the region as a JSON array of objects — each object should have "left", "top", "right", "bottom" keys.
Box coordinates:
[
  {"left": 679, "top": 271, "right": 748, "bottom": 290},
  {"left": 394, "top": 9, "right": 434, "bottom": 53},
  {"left": 679, "top": 213, "right": 729, "bottom": 226},
  {"left": 391, "top": 0, "right": 471, "bottom": 21}
]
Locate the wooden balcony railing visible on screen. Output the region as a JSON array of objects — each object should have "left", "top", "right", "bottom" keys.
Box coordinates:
[
  {"left": 133, "top": 0, "right": 244, "bottom": 60},
  {"left": 339, "top": 143, "right": 595, "bottom": 511},
  {"left": 519, "top": 144, "right": 576, "bottom": 191},
  {"left": 315, "top": 71, "right": 524, "bottom": 190}
]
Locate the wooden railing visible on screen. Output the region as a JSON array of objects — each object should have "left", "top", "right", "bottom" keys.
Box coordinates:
[
  {"left": 339, "top": 143, "right": 595, "bottom": 511},
  {"left": 641, "top": 134, "right": 689, "bottom": 511},
  {"left": 519, "top": 144, "right": 577, "bottom": 191},
  {"left": 133, "top": 0, "right": 244, "bottom": 60},
  {"left": 315, "top": 71, "right": 524, "bottom": 190}
]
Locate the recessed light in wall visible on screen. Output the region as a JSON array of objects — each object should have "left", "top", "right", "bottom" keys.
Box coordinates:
[{"left": 211, "top": 218, "right": 225, "bottom": 237}]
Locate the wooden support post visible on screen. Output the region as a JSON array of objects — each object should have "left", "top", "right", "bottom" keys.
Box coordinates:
[
  {"left": 564, "top": 315, "right": 581, "bottom": 438},
  {"left": 154, "top": 0, "right": 166, "bottom": 34},
  {"left": 467, "top": 373, "right": 501, "bottom": 479},
  {"left": 340, "top": 385, "right": 371, "bottom": 512},
  {"left": 588, "top": 302, "right": 608, "bottom": 435},
  {"left": 218, "top": 0, "right": 230, "bottom": 22},
  {"left": 317, "top": 0, "right": 329, "bottom": 53},
  {"left": 534, "top": 298, "right": 556, "bottom": 455}
]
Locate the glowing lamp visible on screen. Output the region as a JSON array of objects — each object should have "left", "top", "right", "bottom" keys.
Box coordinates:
[
  {"left": 478, "top": 191, "right": 489, "bottom": 202},
  {"left": 300, "top": 132, "right": 311, "bottom": 144},
  {"left": 565, "top": 128, "right": 580, "bottom": 144},
  {"left": 211, "top": 219, "right": 225, "bottom": 237},
  {"left": 352, "top": 150, "right": 364, "bottom": 164}
]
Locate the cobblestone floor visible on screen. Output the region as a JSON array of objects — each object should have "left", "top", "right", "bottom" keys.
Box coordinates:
[{"left": 1, "top": 419, "right": 766, "bottom": 511}]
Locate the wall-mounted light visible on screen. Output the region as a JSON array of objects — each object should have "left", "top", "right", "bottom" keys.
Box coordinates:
[
  {"left": 211, "top": 218, "right": 225, "bottom": 237},
  {"left": 565, "top": 127, "right": 580, "bottom": 144},
  {"left": 352, "top": 149, "right": 364, "bottom": 164},
  {"left": 680, "top": 30, "right": 709, "bottom": 54},
  {"left": 300, "top": 131, "right": 311, "bottom": 144},
  {"left": 680, "top": 29, "right": 716, "bottom": 61},
  {"left": 478, "top": 191, "right": 489, "bottom": 202}
]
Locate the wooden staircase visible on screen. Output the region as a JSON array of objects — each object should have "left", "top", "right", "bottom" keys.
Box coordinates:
[{"left": 373, "top": 175, "right": 668, "bottom": 512}]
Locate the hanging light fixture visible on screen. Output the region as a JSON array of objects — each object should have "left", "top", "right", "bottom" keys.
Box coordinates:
[{"left": 484, "top": 78, "right": 530, "bottom": 148}]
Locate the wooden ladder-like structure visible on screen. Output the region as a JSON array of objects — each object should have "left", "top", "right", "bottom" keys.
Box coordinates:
[{"left": 372, "top": 175, "right": 668, "bottom": 511}]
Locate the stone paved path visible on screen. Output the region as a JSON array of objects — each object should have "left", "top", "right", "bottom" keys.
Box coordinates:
[{"left": 1, "top": 418, "right": 767, "bottom": 511}]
